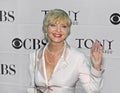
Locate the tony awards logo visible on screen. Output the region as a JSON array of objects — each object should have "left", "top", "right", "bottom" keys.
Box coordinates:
[{"left": 41, "top": 10, "right": 80, "bottom": 25}]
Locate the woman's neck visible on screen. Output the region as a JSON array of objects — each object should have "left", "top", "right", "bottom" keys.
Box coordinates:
[{"left": 47, "top": 42, "right": 64, "bottom": 54}]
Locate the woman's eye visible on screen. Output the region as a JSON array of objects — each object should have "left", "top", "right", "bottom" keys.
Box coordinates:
[
  {"left": 50, "top": 24, "right": 56, "bottom": 27},
  {"left": 61, "top": 25, "right": 67, "bottom": 28}
]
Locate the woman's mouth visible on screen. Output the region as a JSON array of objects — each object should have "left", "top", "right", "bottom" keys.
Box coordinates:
[{"left": 53, "top": 33, "right": 62, "bottom": 38}]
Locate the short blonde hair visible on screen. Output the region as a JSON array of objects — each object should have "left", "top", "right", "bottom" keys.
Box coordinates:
[{"left": 42, "top": 9, "right": 72, "bottom": 34}]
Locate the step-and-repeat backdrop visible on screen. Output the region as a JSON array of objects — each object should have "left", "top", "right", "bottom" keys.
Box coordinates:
[{"left": 0, "top": 0, "right": 120, "bottom": 93}]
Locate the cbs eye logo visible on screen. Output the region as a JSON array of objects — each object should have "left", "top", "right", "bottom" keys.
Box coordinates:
[
  {"left": 110, "top": 13, "right": 120, "bottom": 25},
  {"left": 12, "top": 38, "right": 22, "bottom": 49}
]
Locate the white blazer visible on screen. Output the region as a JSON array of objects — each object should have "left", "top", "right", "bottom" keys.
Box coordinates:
[{"left": 27, "top": 42, "right": 104, "bottom": 93}]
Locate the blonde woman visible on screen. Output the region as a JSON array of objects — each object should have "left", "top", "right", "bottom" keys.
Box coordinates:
[{"left": 27, "top": 9, "right": 104, "bottom": 93}]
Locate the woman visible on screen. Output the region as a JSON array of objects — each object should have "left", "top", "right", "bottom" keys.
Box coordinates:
[{"left": 27, "top": 9, "right": 104, "bottom": 93}]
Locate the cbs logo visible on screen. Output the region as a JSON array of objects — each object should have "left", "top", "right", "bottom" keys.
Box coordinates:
[
  {"left": 0, "top": 10, "right": 15, "bottom": 22},
  {"left": 12, "top": 38, "right": 47, "bottom": 50},
  {"left": 110, "top": 13, "right": 120, "bottom": 25}
]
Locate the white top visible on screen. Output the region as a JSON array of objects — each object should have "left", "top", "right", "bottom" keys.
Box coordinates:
[{"left": 28, "top": 42, "right": 104, "bottom": 93}]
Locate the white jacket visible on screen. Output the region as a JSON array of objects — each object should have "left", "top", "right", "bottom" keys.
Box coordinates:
[{"left": 27, "top": 42, "right": 104, "bottom": 93}]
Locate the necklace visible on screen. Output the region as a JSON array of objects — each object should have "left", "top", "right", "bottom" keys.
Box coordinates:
[
  {"left": 45, "top": 53, "right": 53, "bottom": 64},
  {"left": 45, "top": 47, "right": 64, "bottom": 65},
  {"left": 45, "top": 52, "right": 61, "bottom": 65},
  {"left": 46, "top": 45, "right": 64, "bottom": 56}
]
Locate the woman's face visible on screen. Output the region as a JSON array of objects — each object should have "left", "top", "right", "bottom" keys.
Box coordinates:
[{"left": 47, "top": 21, "right": 69, "bottom": 44}]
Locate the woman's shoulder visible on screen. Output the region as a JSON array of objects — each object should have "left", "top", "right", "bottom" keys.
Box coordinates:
[
  {"left": 69, "top": 47, "right": 88, "bottom": 62},
  {"left": 29, "top": 46, "right": 44, "bottom": 61},
  {"left": 68, "top": 47, "right": 89, "bottom": 66},
  {"left": 70, "top": 47, "right": 85, "bottom": 56},
  {"left": 30, "top": 46, "right": 44, "bottom": 57}
]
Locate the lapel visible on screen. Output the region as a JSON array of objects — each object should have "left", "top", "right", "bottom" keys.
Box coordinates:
[
  {"left": 36, "top": 47, "right": 46, "bottom": 79},
  {"left": 53, "top": 42, "right": 71, "bottom": 73}
]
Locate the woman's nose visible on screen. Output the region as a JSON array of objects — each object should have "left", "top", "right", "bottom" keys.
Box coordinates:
[{"left": 56, "top": 26, "right": 61, "bottom": 32}]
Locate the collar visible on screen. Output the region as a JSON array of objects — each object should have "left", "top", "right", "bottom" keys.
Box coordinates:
[{"left": 37, "top": 41, "right": 71, "bottom": 64}]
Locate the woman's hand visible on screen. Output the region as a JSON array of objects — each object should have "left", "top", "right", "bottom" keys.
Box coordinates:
[{"left": 90, "top": 40, "right": 103, "bottom": 71}]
